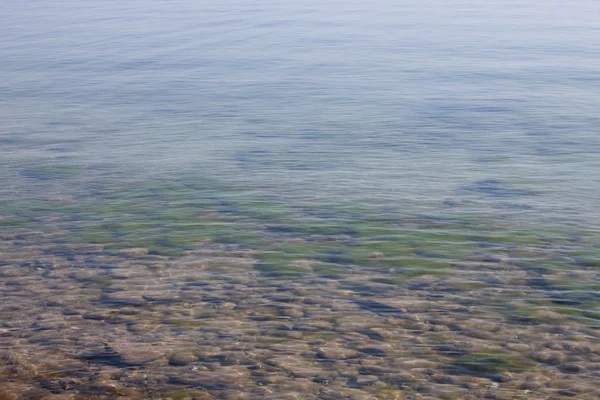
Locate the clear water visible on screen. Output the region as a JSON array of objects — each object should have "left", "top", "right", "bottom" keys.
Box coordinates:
[
  {"left": 1, "top": 1, "right": 599, "bottom": 398},
  {"left": 2, "top": 0, "right": 600, "bottom": 217}
]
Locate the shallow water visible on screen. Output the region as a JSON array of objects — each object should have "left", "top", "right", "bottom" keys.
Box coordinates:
[{"left": 1, "top": 1, "right": 600, "bottom": 399}]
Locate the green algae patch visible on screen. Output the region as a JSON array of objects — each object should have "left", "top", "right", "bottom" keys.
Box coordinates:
[
  {"left": 348, "top": 221, "right": 401, "bottom": 238},
  {"left": 273, "top": 241, "right": 333, "bottom": 257},
  {"left": 6, "top": 176, "right": 599, "bottom": 293},
  {"left": 224, "top": 196, "right": 300, "bottom": 221},
  {"left": 0, "top": 215, "right": 31, "bottom": 231},
  {"left": 570, "top": 248, "right": 600, "bottom": 268},
  {"left": 345, "top": 241, "right": 414, "bottom": 265},
  {"left": 1, "top": 199, "right": 73, "bottom": 223},
  {"left": 282, "top": 219, "right": 357, "bottom": 236},
  {"left": 452, "top": 350, "right": 533, "bottom": 374},
  {"left": 157, "top": 231, "right": 213, "bottom": 249},
  {"left": 342, "top": 226, "right": 480, "bottom": 269},
  {"left": 311, "top": 263, "right": 348, "bottom": 278},
  {"left": 476, "top": 229, "right": 571, "bottom": 247},
  {"left": 208, "top": 228, "right": 268, "bottom": 247}
]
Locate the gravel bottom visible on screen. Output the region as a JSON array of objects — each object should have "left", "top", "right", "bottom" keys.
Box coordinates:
[{"left": 1, "top": 231, "right": 599, "bottom": 400}]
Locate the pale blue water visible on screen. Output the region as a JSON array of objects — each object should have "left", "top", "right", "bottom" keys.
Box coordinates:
[{"left": 2, "top": 0, "right": 600, "bottom": 226}]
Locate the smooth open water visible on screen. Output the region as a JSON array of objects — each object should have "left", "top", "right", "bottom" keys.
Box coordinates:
[{"left": 1, "top": 1, "right": 599, "bottom": 399}]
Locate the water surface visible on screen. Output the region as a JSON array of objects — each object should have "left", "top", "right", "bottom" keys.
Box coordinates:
[{"left": 1, "top": 1, "right": 599, "bottom": 398}]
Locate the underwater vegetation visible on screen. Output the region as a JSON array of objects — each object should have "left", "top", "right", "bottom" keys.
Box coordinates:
[{"left": 5, "top": 169, "right": 598, "bottom": 294}]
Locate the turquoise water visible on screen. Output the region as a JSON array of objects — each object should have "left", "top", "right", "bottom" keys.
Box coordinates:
[{"left": 1, "top": 1, "right": 599, "bottom": 398}]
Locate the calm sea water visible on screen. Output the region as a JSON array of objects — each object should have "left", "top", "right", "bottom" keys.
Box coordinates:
[
  {"left": 2, "top": 0, "right": 600, "bottom": 222},
  {"left": 1, "top": 1, "right": 600, "bottom": 397}
]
